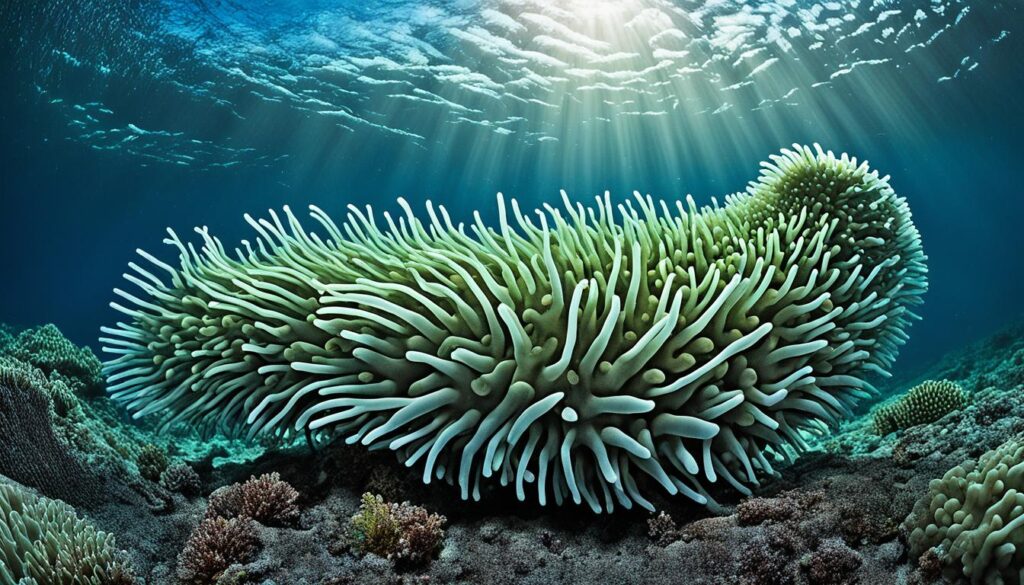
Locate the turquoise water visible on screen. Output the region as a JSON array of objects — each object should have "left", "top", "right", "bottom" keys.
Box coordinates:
[{"left": 1, "top": 0, "right": 1021, "bottom": 371}]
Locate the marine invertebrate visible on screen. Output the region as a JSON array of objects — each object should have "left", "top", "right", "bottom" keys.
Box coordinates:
[
  {"left": 1, "top": 323, "right": 104, "bottom": 397},
  {"left": 873, "top": 379, "right": 966, "bottom": 436},
  {"left": 177, "top": 516, "right": 260, "bottom": 583},
  {"left": 906, "top": 438, "right": 1024, "bottom": 584},
  {"left": 161, "top": 462, "right": 202, "bottom": 496},
  {"left": 0, "top": 355, "right": 80, "bottom": 417},
  {"left": 101, "top": 145, "right": 926, "bottom": 511},
  {"left": 348, "top": 492, "right": 446, "bottom": 566},
  {"left": 647, "top": 511, "right": 680, "bottom": 546},
  {"left": 0, "top": 362, "right": 105, "bottom": 507},
  {"left": 135, "top": 443, "right": 169, "bottom": 482},
  {"left": 800, "top": 538, "right": 862, "bottom": 585},
  {"left": 206, "top": 472, "right": 300, "bottom": 526},
  {"left": 0, "top": 482, "right": 134, "bottom": 584}
]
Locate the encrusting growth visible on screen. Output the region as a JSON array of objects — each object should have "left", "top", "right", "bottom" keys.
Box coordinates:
[{"left": 101, "top": 145, "right": 927, "bottom": 512}]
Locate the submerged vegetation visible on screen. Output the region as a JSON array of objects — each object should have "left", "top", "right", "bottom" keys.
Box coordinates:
[{"left": 347, "top": 493, "right": 447, "bottom": 566}]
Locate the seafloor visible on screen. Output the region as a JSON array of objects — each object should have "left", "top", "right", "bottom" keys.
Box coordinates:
[{"left": 1, "top": 320, "right": 1022, "bottom": 585}]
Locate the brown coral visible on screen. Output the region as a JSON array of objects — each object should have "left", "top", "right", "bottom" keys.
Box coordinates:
[
  {"left": 800, "top": 538, "right": 862, "bottom": 585},
  {"left": 206, "top": 472, "right": 300, "bottom": 526},
  {"left": 647, "top": 511, "right": 680, "bottom": 546},
  {"left": 177, "top": 516, "right": 260, "bottom": 584},
  {"left": 348, "top": 492, "right": 446, "bottom": 566},
  {"left": 161, "top": 462, "right": 202, "bottom": 496},
  {"left": 736, "top": 490, "right": 823, "bottom": 526}
]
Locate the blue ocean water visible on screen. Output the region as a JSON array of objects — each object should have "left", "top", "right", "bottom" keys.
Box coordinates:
[{"left": 1, "top": 0, "right": 1021, "bottom": 375}]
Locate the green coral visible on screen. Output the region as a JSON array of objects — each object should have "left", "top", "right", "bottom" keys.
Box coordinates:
[
  {"left": 136, "top": 444, "right": 169, "bottom": 482},
  {"left": 0, "top": 355, "right": 81, "bottom": 418},
  {"left": 348, "top": 493, "right": 446, "bottom": 565},
  {"left": 0, "top": 482, "right": 134, "bottom": 584},
  {"left": 906, "top": 438, "right": 1024, "bottom": 584},
  {"left": 0, "top": 324, "right": 103, "bottom": 397},
  {"left": 102, "top": 145, "right": 927, "bottom": 511},
  {"left": 0, "top": 324, "right": 171, "bottom": 505},
  {"left": 873, "top": 380, "right": 966, "bottom": 436}
]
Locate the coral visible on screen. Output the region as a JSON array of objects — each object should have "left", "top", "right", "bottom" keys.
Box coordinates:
[
  {"left": 206, "top": 472, "right": 300, "bottom": 526},
  {"left": 0, "top": 323, "right": 103, "bottom": 397},
  {"left": 161, "top": 462, "right": 202, "bottom": 496},
  {"left": 873, "top": 379, "right": 967, "bottom": 436},
  {"left": 739, "top": 525, "right": 802, "bottom": 585},
  {"left": 906, "top": 438, "right": 1024, "bottom": 584},
  {"left": 348, "top": 493, "right": 446, "bottom": 566},
  {"left": 348, "top": 493, "right": 402, "bottom": 559},
  {"left": 101, "top": 144, "right": 926, "bottom": 511},
  {"left": 0, "top": 326, "right": 174, "bottom": 510},
  {"left": 176, "top": 515, "right": 261, "bottom": 584},
  {"left": 0, "top": 364, "right": 105, "bottom": 507},
  {"left": 0, "top": 355, "right": 80, "bottom": 417},
  {"left": 800, "top": 538, "right": 862, "bottom": 585},
  {"left": 205, "top": 484, "right": 243, "bottom": 522},
  {"left": 236, "top": 472, "right": 300, "bottom": 526},
  {"left": 647, "top": 511, "right": 680, "bottom": 546},
  {"left": 136, "top": 443, "right": 169, "bottom": 482},
  {"left": 0, "top": 482, "right": 134, "bottom": 584},
  {"left": 737, "top": 496, "right": 797, "bottom": 526}
]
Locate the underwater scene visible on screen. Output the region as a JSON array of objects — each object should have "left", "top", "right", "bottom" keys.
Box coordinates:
[{"left": 1, "top": 0, "right": 1023, "bottom": 583}]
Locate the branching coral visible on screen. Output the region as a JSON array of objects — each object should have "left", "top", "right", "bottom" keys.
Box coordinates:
[
  {"left": 101, "top": 145, "right": 927, "bottom": 511},
  {"left": 176, "top": 516, "right": 260, "bottom": 584},
  {"left": 0, "top": 482, "right": 134, "bottom": 584},
  {"left": 348, "top": 493, "right": 446, "bottom": 565},
  {"left": 206, "top": 472, "right": 300, "bottom": 526},
  {"left": 1, "top": 324, "right": 104, "bottom": 397},
  {"left": 906, "top": 438, "right": 1024, "bottom": 584},
  {"left": 873, "top": 379, "right": 966, "bottom": 435},
  {"left": 161, "top": 462, "right": 202, "bottom": 496},
  {"left": 136, "top": 443, "right": 169, "bottom": 482}
]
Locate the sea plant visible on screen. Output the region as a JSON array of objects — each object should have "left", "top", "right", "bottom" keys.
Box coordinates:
[
  {"left": 101, "top": 145, "right": 926, "bottom": 511},
  {"left": 348, "top": 492, "right": 446, "bottom": 565}
]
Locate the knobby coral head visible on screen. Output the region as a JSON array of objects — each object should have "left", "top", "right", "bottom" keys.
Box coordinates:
[{"left": 101, "top": 144, "right": 927, "bottom": 513}]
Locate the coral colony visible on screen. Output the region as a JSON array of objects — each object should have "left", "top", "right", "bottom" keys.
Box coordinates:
[{"left": 101, "top": 145, "right": 926, "bottom": 512}]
